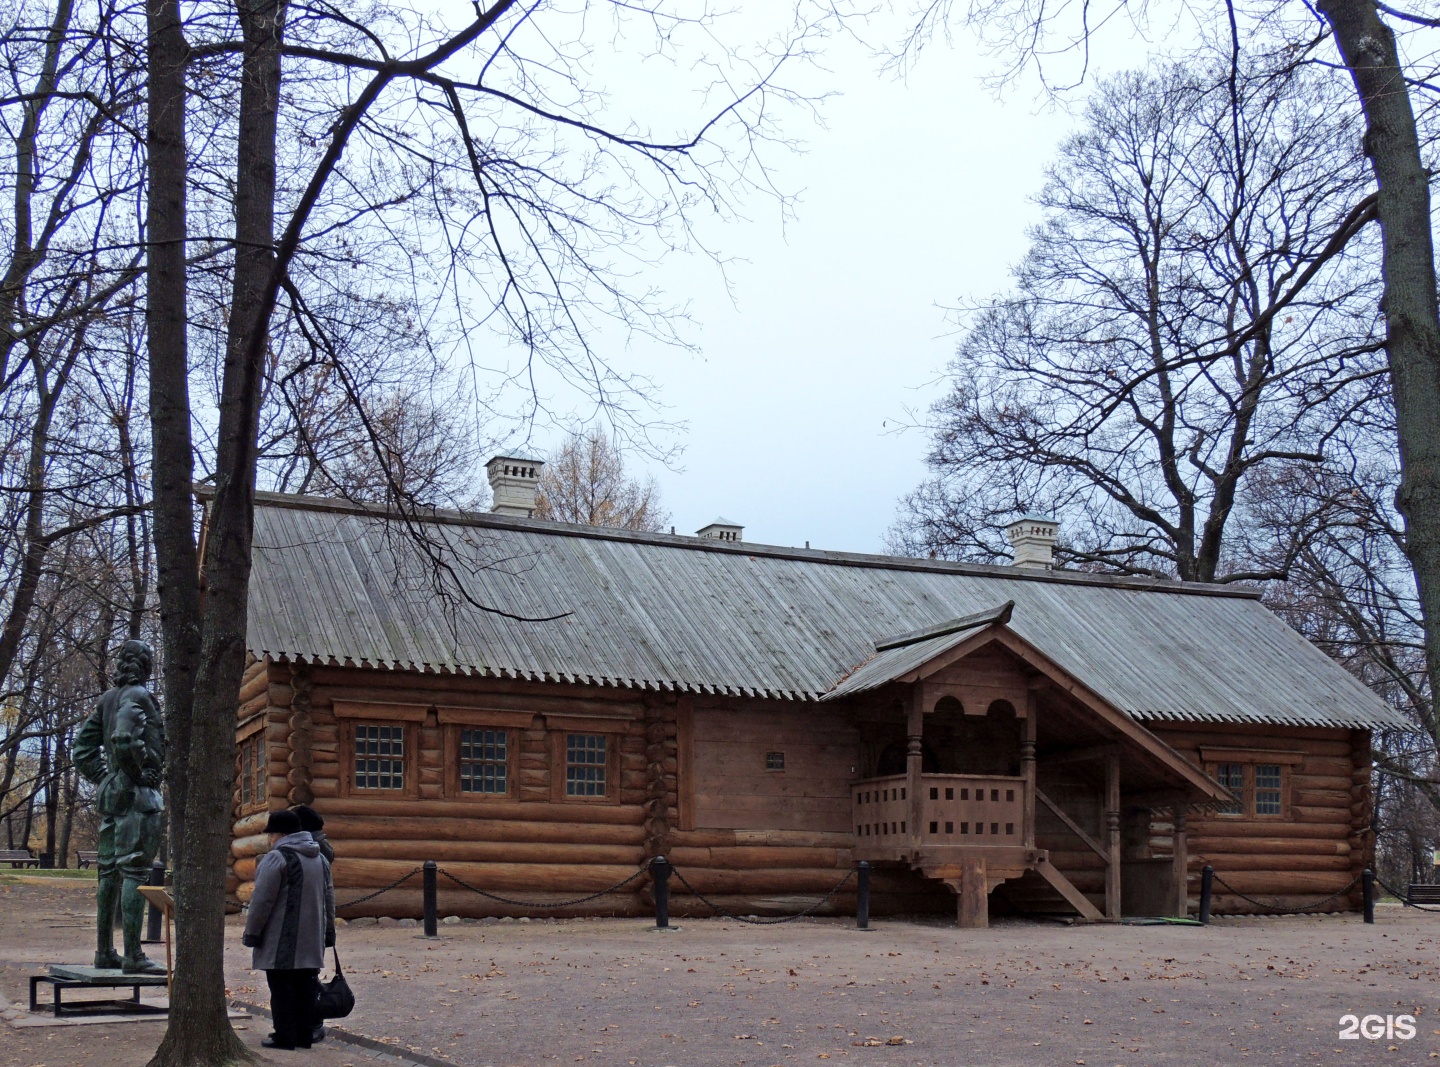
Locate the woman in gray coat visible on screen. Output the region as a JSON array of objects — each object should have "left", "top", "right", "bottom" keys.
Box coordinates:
[{"left": 242, "top": 810, "right": 335, "bottom": 1049}]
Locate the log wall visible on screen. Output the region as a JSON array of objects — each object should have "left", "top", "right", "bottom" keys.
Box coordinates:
[{"left": 1147, "top": 722, "right": 1371, "bottom": 914}]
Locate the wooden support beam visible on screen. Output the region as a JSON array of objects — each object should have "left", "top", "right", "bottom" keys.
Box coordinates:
[
  {"left": 1172, "top": 810, "right": 1188, "bottom": 918},
  {"left": 959, "top": 855, "right": 988, "bottom": 928},
  {"left": 1022, "top": 695, "right": 1038, "bottom": 850},
  {"left": 1105, "top": 751, "right": 1121, "bottom": 921},
  {"left": 1036, "top": 788, "right": 1108, "bottom": 861},
  {"left": 907, "top": 684, "right": 924, "bottom": 858},
  {"left": 1034, "top": 857, "right": 1103, "bottom": 922}
]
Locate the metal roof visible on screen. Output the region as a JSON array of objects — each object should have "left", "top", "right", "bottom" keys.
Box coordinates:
[{"left": 243, "top": 493, "right": 1406, "bottom": 730}]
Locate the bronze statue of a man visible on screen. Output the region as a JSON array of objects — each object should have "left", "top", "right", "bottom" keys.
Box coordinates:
[{"left": 75, "top": 640, "right": 166, "bottom": 974}]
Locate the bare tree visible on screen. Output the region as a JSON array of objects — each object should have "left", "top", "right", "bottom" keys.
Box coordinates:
[
  {"left": 891, "top": 59, "right": 1387, "bottom": 582},
  {"left": 534, "top": 427, "right": 669, "bottom": 531},
  {"left": 899, "top": 0, "right": 1440, "bottom": 828},
  {"left": 139, "top": 2, "right": 822, "bottom": 1061}
]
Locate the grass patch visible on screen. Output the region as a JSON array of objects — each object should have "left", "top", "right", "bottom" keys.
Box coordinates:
[{"left": 0, "top": 867, "right": 98, "bottom": 884}]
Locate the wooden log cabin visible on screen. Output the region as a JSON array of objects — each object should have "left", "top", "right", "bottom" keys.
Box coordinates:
[{"left": 225, "top": 464, "right": 1403, "bottom": 926}]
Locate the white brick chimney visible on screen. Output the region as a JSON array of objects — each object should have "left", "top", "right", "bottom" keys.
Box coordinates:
[
  {"left": 696, "top": 517, "right": 743, "bottom": 543},
  {"left": 1005, "top": 515, "right": 1058, "bottom": 570},
  {"left": 486, "top": 455, "right": 544, "bottom": 517}
]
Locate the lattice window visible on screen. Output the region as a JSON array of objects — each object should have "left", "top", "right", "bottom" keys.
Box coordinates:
[
  {"left": 765, "top": 751, "right": 785, "bottom": 771},
  {"left": 565, "top": 734, "right": 607, "bottom": 797},
  {"left": 354, "top": 723, "right": 405, "bottom": 791},
  {"left": 459, "top": 728, "right": 508, "bottom": 795},
  {"left": 1216, "top": 763, "right": 1244, "bottom": 815},
  {"left": 237, "top": 735, "right": 267, "bottom": 813},
  {"left": 1254, "top": 764, "right": 1283, "bottom": 815}
]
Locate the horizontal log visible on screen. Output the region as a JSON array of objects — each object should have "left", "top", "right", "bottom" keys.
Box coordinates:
[
  {"left": 311, "top": 778, "right": 339, "bottom": 797},
  {"left": 1186, "top": 853, "right": 1353, "bottom": 872},
  {"left": 666, "top": 846, "right": 842, "bottom": 869},
  {"left": 1293, "top": 790, "right": 1351, "bottom": 808},
  {"left": 664, "top": 867, "right": 872, "bottom": 895},
  {"left": 296, "top": 796, "right": 645, "bottom": 825},
  {"left": 338, "top": 840, "right": 644, "bottom": 866},
  {"left": 232, "top": 834, "right": 270, "bottom": 859},
  {"left": 1206, "top": 871, "right": 1356, "bottom": 894},
  {"left": 1289, "top": 775, "right": 1354, "bottom": 791},
  {"left": 1149, "top": 724, "right": 1351, "bottom": 745},
  {"left": 333, "top": 859, "right": 643, "bottom": 892},
  {"left": 234, "top": 811, "right": 271, "bottom": 837},
  {"left": 268, "top": 683, "right": 294, "bottom": 708},
  {"left": 1186, "top": 820, "right": 1348, "bottom": 839},
  {"left": 1190, "top": 837, "right": 1349, "bottom": 855},
  {"left": 237, "top": 881, "right": 253, "bottom": 903},
  {"left": 235, "top": 857, "right": 256, "bottom": 881},
  {"left": 265, "top": 723, "right": 291, "bottom": 744}
]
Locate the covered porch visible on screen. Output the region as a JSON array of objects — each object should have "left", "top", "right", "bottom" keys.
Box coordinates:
[{"left": 829, "top": 602, "right": 1230, "bottom": 927}]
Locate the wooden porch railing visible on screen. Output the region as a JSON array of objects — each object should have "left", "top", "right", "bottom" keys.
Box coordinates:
[{"left": 852, "top": 773, "right": 1027, "bottom": 854}]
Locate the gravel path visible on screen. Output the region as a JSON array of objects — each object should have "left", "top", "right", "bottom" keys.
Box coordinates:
[{"left": 4, "top": 876, "right": 1439, "bottom": 1066}]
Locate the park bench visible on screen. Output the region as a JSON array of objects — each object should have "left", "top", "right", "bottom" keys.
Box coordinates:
[
  {"left": 76, "top": 850, "right": 99, "bottom": 869},
  {"left": 1407, "top": 883, "right": 1440, "bottom": 906},
  {"left": 0, "top": 849, "right": 38, "bottom": 868}
]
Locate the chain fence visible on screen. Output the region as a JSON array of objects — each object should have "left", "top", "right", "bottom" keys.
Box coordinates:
[
  {"left": 666, "top": 864, "right": 857, "bottom": 925},
  {"left": 332, "top": 859, "right": 859, "bottom": 925},
  {"left": 1207, "top": 870, "right": 1361, "bottom": 915},
  {"left": 438, "top": 865, "right": 650, "bottom": 909},
  {"left": 1376, "top": 876, "right": 1440, "bottom": 913},
  {"left": 336, "top": 868, "right": 423, "bottom": 909}
]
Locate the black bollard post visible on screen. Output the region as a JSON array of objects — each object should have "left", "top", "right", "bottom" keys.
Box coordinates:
[
  {"left": 651, "top": 855, "right": 671, "bottom": 930},
  {"left": 1199, "top": 865, "right": 1214, "bottom": 925},
  {"left": 1363, "top": 868, "right": 1375, "bottom": 924},
  {"left": 423, "top": 860, "right": 438, "bottom": 937},
  {"left": 856, "top": 862, "right": 871, "bottom": 931},
  {"left": 143, "top": 861, "right": 165, "bottom": 943}
]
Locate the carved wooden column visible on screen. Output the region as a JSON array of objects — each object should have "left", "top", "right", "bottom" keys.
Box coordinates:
[
  {"left": 907, "top": 684, "right": 925, "bottom": 857},
  {"left": 959, "top": 856, "right": 988, "bottom": 928},
  {"left": 1021, "top": 693, "right": 1038, "bottom": 850},
  {"left": 1104, "top": 751, "right": 1121, "bottom": 920},
  {"left": 1171, "top": 809, "right": 1189, "bottom": 917}
]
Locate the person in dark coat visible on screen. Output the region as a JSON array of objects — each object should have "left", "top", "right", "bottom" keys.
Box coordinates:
[
  {"left": 291, "top": 804, "right": 334, "bottom": 864},
  {"left": 243, "top": 809, "right": 335, "bottom": 1050}
]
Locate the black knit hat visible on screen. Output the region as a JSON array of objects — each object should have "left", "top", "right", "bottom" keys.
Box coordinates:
[
  {"left": 264, "top": 810, "right": 302, "bottom": 835},
  {"left": 291, "top": 804, "right": 324, "bottom": 832}
]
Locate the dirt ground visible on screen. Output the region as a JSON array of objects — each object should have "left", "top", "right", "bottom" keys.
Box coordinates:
[{"left": 3, "top": 875, "right": 1440, "bottom": 1067}]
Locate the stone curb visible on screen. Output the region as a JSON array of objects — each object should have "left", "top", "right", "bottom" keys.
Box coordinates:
[{"left": 230, "top": 1000, "right": 457, "bottom": 1067}]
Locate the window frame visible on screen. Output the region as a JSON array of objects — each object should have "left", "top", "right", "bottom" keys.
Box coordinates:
[
  {"left": 343, "top": 719, "right": 418, "bottom": 798},
  {"left": 551, "top": 730, "right": 621, "bottom": 804},
  {"left": 236, "top": 718, "right": 268, "bottom": 815},
  {"left": 1204, "top": 759, "right": 1291, "bottom": 820},
  {"left": 437, "top": 708, "right": 532, "bottom": 801}
]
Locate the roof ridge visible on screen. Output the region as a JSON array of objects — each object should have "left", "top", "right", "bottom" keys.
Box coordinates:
[{"left": 238, "top": 487, "right": 1262, "bottom": 600}]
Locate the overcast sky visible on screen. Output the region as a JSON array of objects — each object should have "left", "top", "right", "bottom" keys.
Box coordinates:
[{"left": 501, "top": 7, "right": 1155, "bottom": 554}]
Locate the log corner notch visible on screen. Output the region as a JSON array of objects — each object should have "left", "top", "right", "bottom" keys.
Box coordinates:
[
  {"left": 231, "top": 656, "right": 299, "bottom": 905},
  {"left": 1349, "top": 729, "right": 1373, "bottom": 909},
  {"left": 642, "top": 699, "right": 679, "bottom": 862},
  {"left": 287, "top": 666, "right": 315, "bottom": 807}
]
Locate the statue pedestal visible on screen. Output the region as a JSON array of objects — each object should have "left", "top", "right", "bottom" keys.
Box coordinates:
[{"left": 29, "top": 965, "right": 168, "bottom": 1017}]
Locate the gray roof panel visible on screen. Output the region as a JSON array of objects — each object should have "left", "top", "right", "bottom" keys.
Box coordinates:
[{"left": 243, "top": 495, "right": 1406, "bottom": 729}]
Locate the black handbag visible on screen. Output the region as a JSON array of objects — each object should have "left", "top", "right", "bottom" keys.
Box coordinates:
[{"left": 315, "top": 946, "right": 355, "bottom": 1019}]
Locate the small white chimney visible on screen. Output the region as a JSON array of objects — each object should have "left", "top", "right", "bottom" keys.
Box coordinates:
[
  {"left": 1006, "top": 514, "right": 1058, "bottom": 570},
  {"left": 696, "top": 517, "right": 743, "bottom": 543},
  {"left": 486, "top": 455, "right": 544, "bottom": 517}
]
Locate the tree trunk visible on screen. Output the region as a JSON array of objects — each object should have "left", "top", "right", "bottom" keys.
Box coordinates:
[
  {"left": 1318, "top": 0, "right": 1440, "bottom": 736},
  {"left": 149, "top": 0, "right": 285, "bottom": 1060},
  {"left": 142, "top": 0, "right": 229, "bottom": 1057}
]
